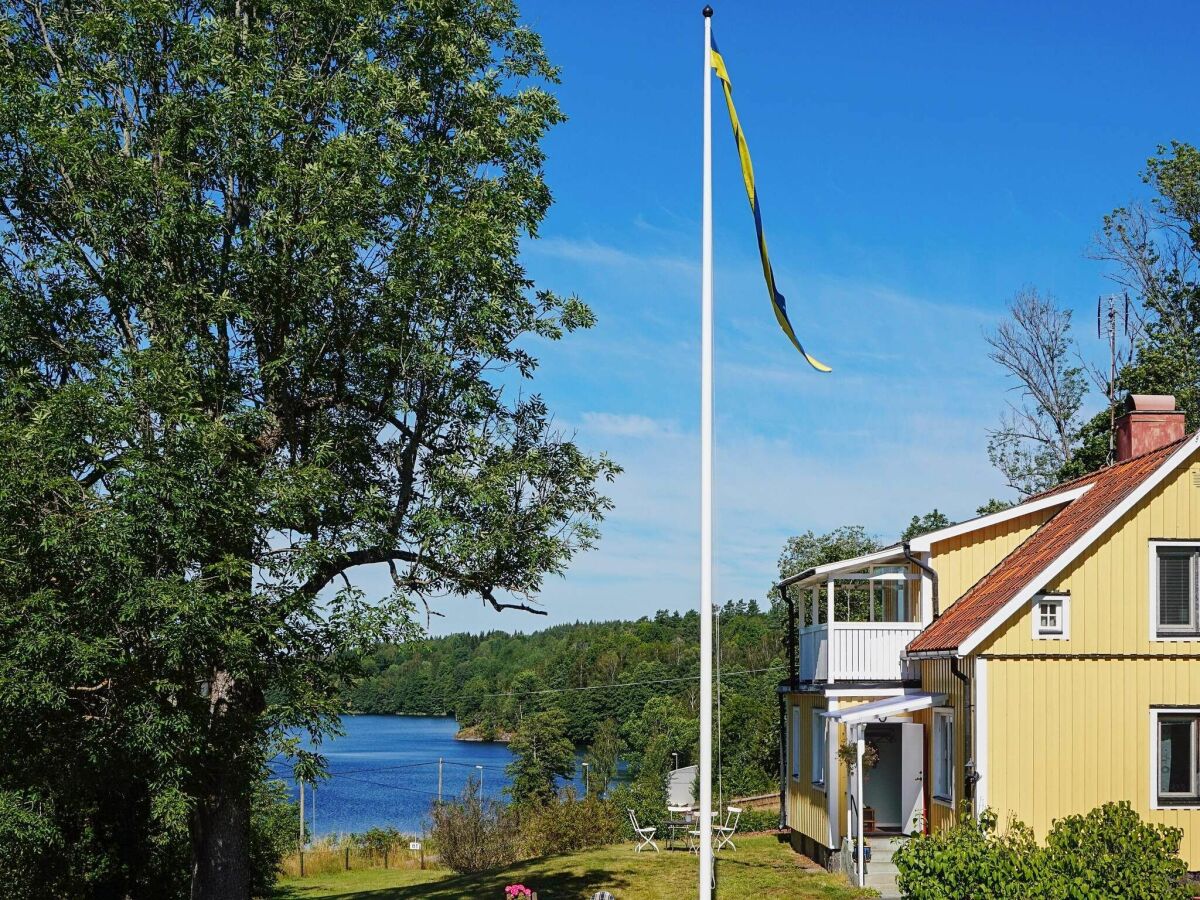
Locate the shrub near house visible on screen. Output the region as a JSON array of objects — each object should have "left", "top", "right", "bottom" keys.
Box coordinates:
[{"left": 894, "top": 802, "right": 1192, "bottom": 899}]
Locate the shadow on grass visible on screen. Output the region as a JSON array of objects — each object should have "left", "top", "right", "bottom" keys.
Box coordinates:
[{"left": 273, "top": 863, "right": 635, "bottom": 900}]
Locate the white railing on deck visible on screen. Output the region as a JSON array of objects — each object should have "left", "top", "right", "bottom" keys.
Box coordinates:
[{"left": 798, "top": 622, "right": 922, "bottom": 682}]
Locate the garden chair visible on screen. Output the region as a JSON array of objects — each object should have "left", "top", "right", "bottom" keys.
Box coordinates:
[
  {"left": 627, "top": 808, "right": 659, "bottom": 853},
  {"left": 713, "top": 806, "right": 742, "bottom": 851},
  {"left": 685, "top": 810, "right": 718, "bottom": 852}
]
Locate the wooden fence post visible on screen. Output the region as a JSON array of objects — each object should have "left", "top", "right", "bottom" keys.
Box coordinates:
[
  {"left": 344, "top": 846, "right": 349, "bottom": 871},
  {"left": 384, "top": 846, "right": 388, "bottom": 869},
  {"left": 299, "top": 850, "right": 305, "bottom": 878}
]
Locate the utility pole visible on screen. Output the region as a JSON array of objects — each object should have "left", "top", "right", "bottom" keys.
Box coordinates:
[
  {"left": 437, "top": 757, "right": 443, "bottom": 804},
  {"left": 582, "top": 761, "right": 589, "bottom": 798},
  {"left": 311, "top": 784, "right": 316, "bottom": 842},
  {"left": 298, "top": 779, "right": 305, "bottom": 849}
]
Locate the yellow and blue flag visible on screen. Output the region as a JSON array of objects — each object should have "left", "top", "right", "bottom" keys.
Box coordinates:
[{"left": 710, "top": 35, "right": 831, "bottom": 373}]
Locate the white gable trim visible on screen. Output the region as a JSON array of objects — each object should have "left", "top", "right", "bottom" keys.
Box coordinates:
[
  {"left": 785, "top": 546, "right": 908, "bottom": 589},
  {"left": 956, "top": 433, "right": 1200, "bottom": 657},
  {"left": 906, "top": 485, "right": 1091, "bottom": 553}
]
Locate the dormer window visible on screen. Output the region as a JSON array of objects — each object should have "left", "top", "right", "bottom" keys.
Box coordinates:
[
  {"left": 1032, "top": 593, "right": 1069, "bottom": 640},
  {"left": 1152, "top": 543, "right": 1200, "bottom": 639}
]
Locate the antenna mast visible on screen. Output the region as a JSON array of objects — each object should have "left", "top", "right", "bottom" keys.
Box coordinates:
[{"left": 1098, "top": 293, "right": 1129, "bottom": 464}]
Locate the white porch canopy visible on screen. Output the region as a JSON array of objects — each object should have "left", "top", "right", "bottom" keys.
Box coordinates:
[{"left": 821, "top": 691, "right": 946, "bottom": 725}]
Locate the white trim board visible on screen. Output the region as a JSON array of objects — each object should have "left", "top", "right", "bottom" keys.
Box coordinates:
[
  {"left": 957, "top": 433, "right": 1200, "bottom": 656},
  {"left": 905, "top": 485, "right": 1091, "bottom": 553},
  {"left": 1149, "top": 707, "right": 1200, "bottom": 811},
  {"left": 974, "top": 657, "right": 988, "bottom": 817}
]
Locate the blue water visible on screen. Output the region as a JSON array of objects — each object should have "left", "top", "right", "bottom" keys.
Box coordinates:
[{"left": 272, "top": 715, "right": 588, "bottom": 838}]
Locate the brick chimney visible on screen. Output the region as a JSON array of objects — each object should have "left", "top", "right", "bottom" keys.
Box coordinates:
[{"left": 1115, "top": 394, "right": 1185, "bottom": 461}]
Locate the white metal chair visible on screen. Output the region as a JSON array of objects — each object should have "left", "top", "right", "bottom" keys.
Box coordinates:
[
  {"left": 627, "top": 808, "right": 659, "bottom": 853},
  {"left": 713, "top": 806, "right": 742, "bottom": 851},
  {"left": 686, "top": 810, "right": 719, "bottom": 852}
]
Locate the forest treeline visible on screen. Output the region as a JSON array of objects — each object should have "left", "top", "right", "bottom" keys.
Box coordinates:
[{"left": 347, "top": 602, "right": 787, "bottom": 797}]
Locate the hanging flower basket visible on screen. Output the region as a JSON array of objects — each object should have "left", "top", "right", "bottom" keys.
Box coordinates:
[{"left": 838, "top": 740, "right": 880, "bottom": 776}]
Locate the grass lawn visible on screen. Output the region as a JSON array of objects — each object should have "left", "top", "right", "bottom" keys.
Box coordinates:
[{"left": 272, "top": 834, "right": 875, "bottom": 899}]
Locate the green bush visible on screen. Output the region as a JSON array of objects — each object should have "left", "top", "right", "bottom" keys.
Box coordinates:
[
  {"left": 608, "top": 782, "right": 666, "bottom": 839},
  {"left": 519, "top": 793, "right": 623, "bottom": 857},
  {"left": 894, "top": 802, "right": 1191, "bottom": 900},
  {"left": 894, "top": 807, "right": 1040, "bottom": 899},
  {"left": 1039, "top": 801, "right": 1190, "bottom": 899},
  {"left": 734, "top": 808, "right": 779, "bottom": 833},
  {"left": 429, "top": 781, "right": 520, "bottom": 874}
]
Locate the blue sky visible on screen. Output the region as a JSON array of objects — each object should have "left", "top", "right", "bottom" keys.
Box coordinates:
[{"left": 411, "top": 0, "right": 1200, "bottom": 634}]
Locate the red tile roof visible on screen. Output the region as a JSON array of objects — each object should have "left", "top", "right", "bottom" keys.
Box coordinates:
[{"left": 907, "top": 436, "right": 1195, "bottom": 654}]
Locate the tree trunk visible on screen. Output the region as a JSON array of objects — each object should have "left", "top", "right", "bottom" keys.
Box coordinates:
[
  {"left": 190, "top": 668, "right": 254, "bottom": 900},
  {"left": 190, "top": 768, "right": 252, "bottom": 900}
]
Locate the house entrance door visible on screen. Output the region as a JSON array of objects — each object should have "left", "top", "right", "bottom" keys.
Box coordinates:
[{"left": 901, "top": 722, "right": 925, "bottom": 834}]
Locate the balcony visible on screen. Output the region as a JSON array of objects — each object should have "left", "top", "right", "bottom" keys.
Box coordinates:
[
  {"left": 798, "top": 622, "right": 922, "bottom": 682},
  {"left": 789, "top": 560, "right": 927, "bottom": 683}
]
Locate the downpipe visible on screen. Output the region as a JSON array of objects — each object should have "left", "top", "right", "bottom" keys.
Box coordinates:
[
  {"left": 950, "top": 656, "right": 979, "bottom": 805},
  {"left": 902, "top": 541, "right": 939, "bottom": 619}
]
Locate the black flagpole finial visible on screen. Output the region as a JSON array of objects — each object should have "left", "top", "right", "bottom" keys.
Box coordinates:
[{"left": 703, "top": 6, "right": 714, "bottom": 17}]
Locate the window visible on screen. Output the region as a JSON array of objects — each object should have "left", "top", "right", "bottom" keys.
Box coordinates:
[
  {"left": 791, "top": 708, "right": 801, "bottom": 780},
  {"left": 1032, "top": 593, "right": 1069, "bottom": 640},
  {"left": 811, "top": 710, "right": 826, "bottom": 787},
  {"left": 933, "top": 709, "right": 954, "bottom": 804},
  {"left": 1153, "top": 710, "right": 1200, "bottom": 807},
  {"left": 1153, "top": 544, "right": 1200, "bottom": 638}
]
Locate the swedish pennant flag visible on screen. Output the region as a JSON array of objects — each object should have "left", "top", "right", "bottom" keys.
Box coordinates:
[{"left": 710, "top": 34, "right": 831, "bottom": 372}]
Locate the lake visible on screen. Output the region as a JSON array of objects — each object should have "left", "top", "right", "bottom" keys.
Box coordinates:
[{"left": 273, "top": 715, "right": 589, "bottom": 838}]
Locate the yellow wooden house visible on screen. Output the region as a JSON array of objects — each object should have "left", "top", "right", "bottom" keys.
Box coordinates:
[{"left": 777, "top": 395, "right": 1200, "bottom": 890}]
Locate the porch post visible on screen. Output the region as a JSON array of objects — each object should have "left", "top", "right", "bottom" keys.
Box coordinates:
[{"left": 826, "top": 576, "right": 836, "bottom": 683}]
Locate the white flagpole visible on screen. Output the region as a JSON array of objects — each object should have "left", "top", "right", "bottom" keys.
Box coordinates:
[{"left": 699, "top": 5, "right": 715, "bottom": 897}]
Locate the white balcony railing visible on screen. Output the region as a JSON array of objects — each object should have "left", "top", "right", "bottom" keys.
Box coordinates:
[{"left": 798, "top": 622, "right": 922, "bottom": 682}]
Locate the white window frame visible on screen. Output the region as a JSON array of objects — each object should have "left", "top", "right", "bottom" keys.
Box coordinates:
[
  {"left": 791, "top": 707, "right": 801, "bottom": 781},
  {"left": 932, "top": 708, "right": 954, "bottom": 807},
  {"left": 811, "top": 709, "right": 827, "bottom": 790},
  {"left": 1031, "top": 592, "right": 1070, "bottom": 641},
  {"left": 1148, "top": 541, "right": 1200, "bottom": 641},
  {"left": 1149, "top": 708, "right": 1200, "bottom": 810}
]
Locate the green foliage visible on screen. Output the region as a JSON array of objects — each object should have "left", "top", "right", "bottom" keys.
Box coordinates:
[
  {"left": 585, "top": 719, "right": 624, "bottom": 797},
  {"left": 975, "top": 498, "right": 1015, "bottom": 516},
  {"left": 900, "top": 509, "right": 955, "bottom": 542},
  {"left": 894, "top": 803, "right": 1191, "bottom": 900},
  {"left": 429, "top": 781, "right": 520, "bottom": 875},
  {"left": 778, "top": 527, "right": 882, "bottom": 581},
  {"left": 1038, "top": 801, "right": 1190, "bottom": 899},
  {"left": 610, "top": 780, "right": 669, "bottom": 838},
  {"left": 506, "top": 709, "right": 576, "bottom": 806},
  {"left": 734, "top": 808, "right": 781, "bottom": 833},
  {"left": 518, "top": 792, "right": 623, "bottom": 857},
  {"left": 0, "top": 0, "right": 616, "bottom": 893},
  {"left": 249, "top": 779, "right": 302, "bottom": 898},
  {"left": 894, "top": 807, "right": 1042, "bottom": 899},
  {"left": 352, "top": 826, "right": 404, "bottom": 856}
]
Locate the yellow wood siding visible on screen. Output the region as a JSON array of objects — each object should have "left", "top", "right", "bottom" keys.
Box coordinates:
[
  {"left": 931, "top": 508, "right": 1057, "bottom": 608},
  {"left": 916, "top": 657, "right": 973, "bottom": 833},
  {"left": 785, "top": 693, "right": 877, "bottom": 850},
  {"left": 973, "top": 455, "right": 1200, "bottom": 869},
  {"left": 984, "top": 657, "right": 1200, "bottom": 868},
  {"left": 785, "top": 693, "right": 830, "bottom": 848}
]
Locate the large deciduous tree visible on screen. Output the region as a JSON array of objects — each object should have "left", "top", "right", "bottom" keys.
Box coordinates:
[
  {"left": 985, "top": 287, "right": 1087, "bottom": 497},
  {"left": 0, "top": 0, "right": 615, "bottom": 896}
]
